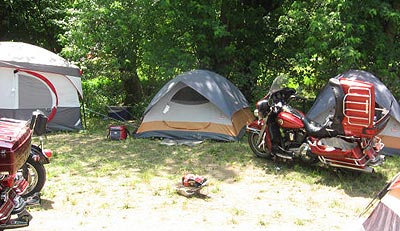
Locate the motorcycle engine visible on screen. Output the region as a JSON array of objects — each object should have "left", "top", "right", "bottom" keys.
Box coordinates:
[{"left": 281, "top": 128, "right": 306, "bottom": 148}]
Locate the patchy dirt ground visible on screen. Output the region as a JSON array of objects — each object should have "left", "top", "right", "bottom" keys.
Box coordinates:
[{"left": 14, "top": 164, "right": 371, "bottom": 231}]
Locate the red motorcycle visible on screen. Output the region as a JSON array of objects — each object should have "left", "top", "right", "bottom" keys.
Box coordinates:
[
  {"left": 20, "top": 110, "right": 52, "bottom": 200},
  {"left": 247, "top": 70, "right": 393, "bottom": 173},
  {"left": 0, "top": 110, "right": 52, "bottom": 230},
  {"left": 0, "top": 118, "right": 33, "bottom": 230}
]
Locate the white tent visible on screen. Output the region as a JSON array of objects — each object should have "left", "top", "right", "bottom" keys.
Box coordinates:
[{"left": 0, "top": 42, "right": 83, "bottom": 131}]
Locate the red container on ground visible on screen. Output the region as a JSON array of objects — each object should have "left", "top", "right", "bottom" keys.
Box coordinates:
[{"left": 108, "top": 125, "right": 129, "bottom": 140}]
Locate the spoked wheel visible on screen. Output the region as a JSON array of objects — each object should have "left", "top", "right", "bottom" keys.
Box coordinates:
[
  {"left": 248, "top": 132, "right": 271, "bottom": 158},
  {"left": 20, "top": 156, "right": 46, "bottom": 198}
]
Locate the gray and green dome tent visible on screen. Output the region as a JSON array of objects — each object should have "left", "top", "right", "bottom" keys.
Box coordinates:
[{"left": 135, "top": 70, "right": 254, "bottom": 141}]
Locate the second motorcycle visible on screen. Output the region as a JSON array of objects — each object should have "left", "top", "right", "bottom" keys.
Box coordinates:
[{"left": 247, "top": 70, "right": 393, "bottom": 173}]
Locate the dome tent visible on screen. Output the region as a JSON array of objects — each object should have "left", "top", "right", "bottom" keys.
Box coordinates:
[
  {"left": 0, "top": 42, "right": 83, "bottom": 131},
  {"left": 135, "top": 70, "right": 254, "bottom": 141}
]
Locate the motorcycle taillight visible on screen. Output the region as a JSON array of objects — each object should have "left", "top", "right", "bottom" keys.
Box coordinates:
[
  {"left": 43, "top": 149, "right": 52, "bottom": 159},
  {"left": 363, "top": 127, "right": 378, "bottom": 136}
]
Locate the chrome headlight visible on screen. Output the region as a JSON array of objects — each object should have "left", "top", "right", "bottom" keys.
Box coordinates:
[
  {"left": 253, "top": 109, "right": 259, "bottom": 117},
  {"left": 253, "top": 109, "right": 263, "bottom": 120}
]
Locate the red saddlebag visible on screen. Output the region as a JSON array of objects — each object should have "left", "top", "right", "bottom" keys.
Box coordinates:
[{"left": 0, "top": 118, "right": 32, "bottom": 175}]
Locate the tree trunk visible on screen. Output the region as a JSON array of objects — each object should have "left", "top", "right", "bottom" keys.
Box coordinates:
[
  {"left": 384, "top": 2, "right": 399, "bottom": 42},
  {"left": 120, "top": 69, "right": 143, "bottom": 106}
]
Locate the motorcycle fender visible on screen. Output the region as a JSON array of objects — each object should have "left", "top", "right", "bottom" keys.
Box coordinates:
[
  {"left": 30, "top": 145, "right": 50, "bottom": 164},
  {"left": 246, "top": 119, "right": 263, "bottom": 131}
]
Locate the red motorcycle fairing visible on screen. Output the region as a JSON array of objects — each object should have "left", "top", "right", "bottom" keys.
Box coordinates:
[
  {"left": 0, "top": 118, "right": 33, "bottom": 229},
  {"left": 277, "top": 111, "right": 304, "bottom": 129}
]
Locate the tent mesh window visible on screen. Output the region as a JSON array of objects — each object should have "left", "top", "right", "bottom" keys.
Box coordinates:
[
  {"left": 19, "top": 74, "right": 53, "bottom": 109},
  {"left": 171, "top": 87, "right": 209, "bottom": 105}
]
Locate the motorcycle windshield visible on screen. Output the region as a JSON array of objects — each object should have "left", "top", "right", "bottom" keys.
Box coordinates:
[
  {"left": 267, "top": 75, "right": 301, "bottom": 95},
  {"left": 306, "top": 70, "right": 400, "bottom": 125}
]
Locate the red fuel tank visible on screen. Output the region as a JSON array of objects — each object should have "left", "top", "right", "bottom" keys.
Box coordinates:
[{"left": 277, "top": 111, "right": 304, "bottom": 129}]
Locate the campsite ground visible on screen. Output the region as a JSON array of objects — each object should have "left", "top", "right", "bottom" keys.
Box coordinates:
[{"left": 14, "top": 129, "right": 400, "bottom": 231}]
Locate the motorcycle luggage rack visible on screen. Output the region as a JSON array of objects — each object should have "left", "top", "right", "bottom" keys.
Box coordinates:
[{"left": 342, "top": 86, "right": 373, "bottom": 127}]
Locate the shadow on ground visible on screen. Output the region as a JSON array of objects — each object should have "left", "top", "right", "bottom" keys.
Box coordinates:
[{"left": 46, "top": 131, "right": 399, "bottom": 199}]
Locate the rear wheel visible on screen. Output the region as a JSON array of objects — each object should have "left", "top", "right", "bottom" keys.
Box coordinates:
[
  {"left": 21, "top": 156, "right": 46, "bottom": 198},
  {"left": 248, "top": 132, "right": 271, "bottom": 158}
]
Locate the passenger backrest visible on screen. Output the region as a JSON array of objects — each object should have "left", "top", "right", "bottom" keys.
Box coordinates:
[{"left": 339, "top": 77, "right": 376, "bottom": 137}]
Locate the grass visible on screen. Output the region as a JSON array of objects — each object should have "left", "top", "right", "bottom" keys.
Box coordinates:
[
  {"left": 41, "top": 118, "right": 400, "bottom": 196},
  {"left": 31, "top": 118, "right": 400, "bottom": 230}
]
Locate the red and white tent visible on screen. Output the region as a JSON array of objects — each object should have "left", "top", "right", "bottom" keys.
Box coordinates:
[
  {"left": 0, "top": 42, "right": 83, "bottom": 131},
  {"left": 357, "top": 173, "right": 400, "bottom": 230}
]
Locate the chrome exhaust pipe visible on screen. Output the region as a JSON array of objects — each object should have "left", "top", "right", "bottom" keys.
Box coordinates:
[
  {"left": 318, "top": 156, "right": 374, "bottom": 173},
  {"left": 327, "top": 162, "right": 374, "bottom": 173}
]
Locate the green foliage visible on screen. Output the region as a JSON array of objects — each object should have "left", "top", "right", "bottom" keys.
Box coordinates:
[
  {"left": 2, "top": 0, "right": 399, "bottom": 115},
  {"left": 274, "top": 0, "right": 400, "bottom": 98},
  {"left": 82, "top": 76, "right": 123, "bottom": 116},
  {"left": 0, "top": 0, "right": 70, "bottom": 51}
]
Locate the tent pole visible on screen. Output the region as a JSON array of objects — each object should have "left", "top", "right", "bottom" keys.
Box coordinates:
[{"left": 81, "top": 98, "right": 87, "bottom": 130}]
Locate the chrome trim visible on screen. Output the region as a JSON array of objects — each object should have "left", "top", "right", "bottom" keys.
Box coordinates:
[
  {"left": 343, "top": 86, "right": 372, "bottom": 127},
  {"left": 318, "top": 156, "right": 374, "bottom": 173},
  {"left": 246, "top": 126, "right": 261, "bottom": 134}
]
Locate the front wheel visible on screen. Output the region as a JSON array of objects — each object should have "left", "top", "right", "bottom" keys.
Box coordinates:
[
  {"left": 21, "top": 156, "right": 46, "bottom": 198},
  {"left": 248, "top": 132, "right": 271, "bottom": 158}
]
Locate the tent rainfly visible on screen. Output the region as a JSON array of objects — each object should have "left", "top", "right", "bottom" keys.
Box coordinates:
[
  {"left": 306, "top": 70, "right": 400, "bottom": 155},
  {"left": 135, "top": 70, "right": 255, "bottom": 141},
  {"left": 0, "top": 42, "right": 83, "bottom": 131}
]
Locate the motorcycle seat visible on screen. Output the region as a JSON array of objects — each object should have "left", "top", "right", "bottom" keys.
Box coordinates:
[
  {"left": 302, "top": 78, "right": 346, "bottom": 138},
  {"left": 302, "top": 117, "right": 341, "bottom": 138}
]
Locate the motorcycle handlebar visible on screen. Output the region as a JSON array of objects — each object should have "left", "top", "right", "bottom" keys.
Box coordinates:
[{"left": 291, "top": 94, "right": 307, "bottom": 101}]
